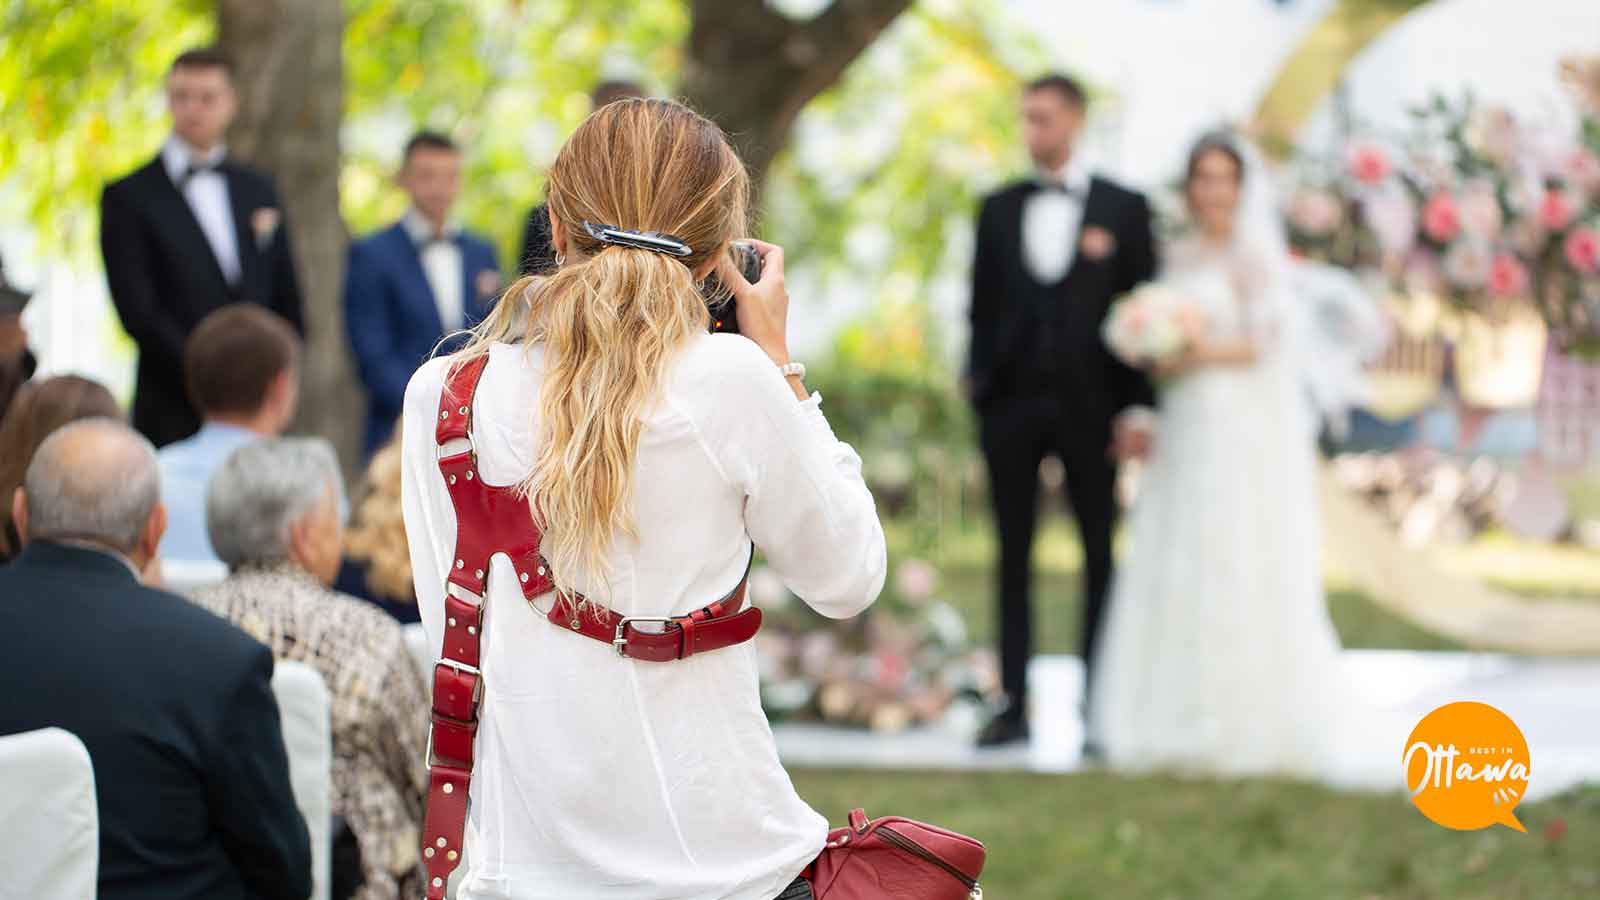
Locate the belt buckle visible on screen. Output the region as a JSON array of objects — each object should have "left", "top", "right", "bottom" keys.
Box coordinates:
[
  {"left": 435, "top": 658, "right": 481, "bottom": 678},
  {"left": 612, "top": 616, "right": 675, "bottom": 657}
]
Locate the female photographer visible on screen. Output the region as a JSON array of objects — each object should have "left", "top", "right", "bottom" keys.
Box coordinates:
[{"left": 399, "top": 98, "right": 886, "bottom": 900}]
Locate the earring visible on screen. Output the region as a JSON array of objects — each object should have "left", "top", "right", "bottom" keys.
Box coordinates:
[{"left": 554, "top": 250, "right": 566, "bottom": 267}]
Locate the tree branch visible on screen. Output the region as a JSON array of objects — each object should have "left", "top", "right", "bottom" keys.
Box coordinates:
[{"left": 682, "top": 0, "right": 913, "bottom": 196}]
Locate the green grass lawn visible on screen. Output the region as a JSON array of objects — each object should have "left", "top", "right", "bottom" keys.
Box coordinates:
[
  {"left": 772, "top": 515, "right": 1600, "bottom": 898},
  {"left": 791, "top": 769, "right": 1599, "bottom": 900}
]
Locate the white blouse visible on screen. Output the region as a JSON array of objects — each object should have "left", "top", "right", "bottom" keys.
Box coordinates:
[{"left": 400, "top": 334, "right": 888, "bottom": 900}]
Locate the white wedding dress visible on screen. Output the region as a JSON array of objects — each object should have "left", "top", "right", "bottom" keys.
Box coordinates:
[{"left": 1085, "top": 234, "right": 1357, "bottom": 780}]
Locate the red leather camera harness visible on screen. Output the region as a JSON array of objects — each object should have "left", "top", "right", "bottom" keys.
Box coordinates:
[{"left": 421, "top": 354, "right": 763, "bottom": 898}]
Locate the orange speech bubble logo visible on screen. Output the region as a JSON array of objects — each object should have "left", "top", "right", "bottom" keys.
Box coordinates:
[{"left": 1403, "top": 701, "right": 1530, "bottom": 833}]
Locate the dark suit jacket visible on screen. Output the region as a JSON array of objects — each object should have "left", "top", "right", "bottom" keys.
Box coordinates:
[
  {"left": 965, "top": 175, "right": 1158, "bottom": 427},
  {"left": 518, "top": 202, "right": 556, "bottom": 277},
  {"left": 100, "top": 156, "right": 304, "bottom": 448},
  {"left": 344, "top": 221, "right": 501, "bottom": 454},
  {"left": 0, "top": 541, "right": 311, "bottom": 900}
]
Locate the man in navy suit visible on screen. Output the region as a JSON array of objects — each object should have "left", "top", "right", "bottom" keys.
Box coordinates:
[{"left": 345, "top": 132, "right": 501, "bottom": 455}]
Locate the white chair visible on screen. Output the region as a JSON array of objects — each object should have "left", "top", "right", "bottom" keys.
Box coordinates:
[
  {"left": 0, "top": 727, "right": 99, "bottom": 900},
  {"left": 273, "top": 660, "right": 332, "bottom": 900},
  {"left": 159, "top": 557, "right": 230, "bottom": 594}
]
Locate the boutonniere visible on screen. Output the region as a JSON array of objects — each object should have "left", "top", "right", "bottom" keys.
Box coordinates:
[
  {"left": 476, "top": 269, "right": 502, "bottom": 299},
  {"left": 1079, "top": 225, "right": 1117, "bottom": 262},
  {"left": 251, "top": 207, "right": 281, "bottom": 249}
]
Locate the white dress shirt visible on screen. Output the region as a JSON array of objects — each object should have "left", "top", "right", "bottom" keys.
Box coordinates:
[
  {"left": 1021, "top": 151, "right": 1094, "bottom": 285},
  {"left": 162, "top": 136, "right": 241, "bottom": 286},
  {"left": 399, "top": 334, "right": 888, "bottom": 900},
  {"left": 402, "top": 209, "right": 465, "bottom": 331}
]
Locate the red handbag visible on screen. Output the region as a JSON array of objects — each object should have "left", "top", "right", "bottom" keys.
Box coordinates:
[{"left": 800, "top": 807, "right": 986, "bottom": 900}]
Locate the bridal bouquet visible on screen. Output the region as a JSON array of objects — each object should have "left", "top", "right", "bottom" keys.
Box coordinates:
[{"left": 1102, "top": 283, "right": 1205, "bottom": 369}]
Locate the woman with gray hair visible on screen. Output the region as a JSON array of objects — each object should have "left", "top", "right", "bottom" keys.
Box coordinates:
[{"left": 191, "top": 437, "right": 430, "bottom": 900}]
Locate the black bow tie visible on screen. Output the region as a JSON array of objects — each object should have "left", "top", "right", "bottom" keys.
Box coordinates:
[
  {"left": 1033, "top": 178, "right": 1082, "bottom": 198},
  {"left": 178, "top": 160, "right": 221, "bottom": 188}
]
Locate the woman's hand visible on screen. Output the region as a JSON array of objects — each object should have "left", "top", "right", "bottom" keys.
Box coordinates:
[{"left": 719, "top": 239, "right": 791, "bottom": 366}]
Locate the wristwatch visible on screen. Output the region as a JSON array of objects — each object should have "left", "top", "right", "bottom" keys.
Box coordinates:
[{"left": 778, "top": 361, "right": 806, "bottom": 380}]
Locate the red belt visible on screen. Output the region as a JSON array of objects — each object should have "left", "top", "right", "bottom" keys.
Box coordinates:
[{"left": 420, "top": 354, "right": 762, "bottom": 898}]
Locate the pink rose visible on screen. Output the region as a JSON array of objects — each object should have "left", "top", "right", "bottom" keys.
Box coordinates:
[
  {"left": 1487, "top": 253, "right": 1529, "bottom": 297},
  {"left": 1541, "top": 190, "right": 1578, "bottom": 232},
  {"left": 1566, "top": 227, "right": 1600, "bottom": 274},
  {"left": 1289, "top": 188, "right": 1344, "bottom": 237},
  {"left": 1347, "top": 142, "right": 1392, "bottom": 186},
  {"left": 1422, "top": 193, "right": 1462, "bottom": 244},
  {"left": 1563, "top": 148, "right": 1600, "bottom": 192},
  {"left": 1126, "top": 306, "right": 1149, "bottom": 334}
]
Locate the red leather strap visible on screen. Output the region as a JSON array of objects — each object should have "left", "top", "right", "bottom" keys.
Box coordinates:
[
  {"left": 421, "top": 354, "right": 762, "bottom": 897},
  {"left": 549, "top": 547, "right": 760, "bottom": 661}
]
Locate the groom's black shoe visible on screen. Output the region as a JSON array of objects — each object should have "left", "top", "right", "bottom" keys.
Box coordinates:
[{"left": 976, "top": 708, "right": 1030, "bottom": 748}]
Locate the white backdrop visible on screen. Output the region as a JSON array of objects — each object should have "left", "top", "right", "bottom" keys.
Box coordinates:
[{"left": 1007, "top": 0, "right": 1598, "bottom": 188}]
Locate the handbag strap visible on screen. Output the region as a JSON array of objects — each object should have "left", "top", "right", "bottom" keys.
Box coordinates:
[{"left": 421, "top": 354, "right": 762, "bottom": 898}]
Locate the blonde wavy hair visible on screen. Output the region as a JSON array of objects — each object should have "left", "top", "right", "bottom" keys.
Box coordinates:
[
  {"left": 343, "top": 439, "right": 414, "bottom": 603},
  {"left": 450, "top": 98, "right": 750, "bottom": 619}
]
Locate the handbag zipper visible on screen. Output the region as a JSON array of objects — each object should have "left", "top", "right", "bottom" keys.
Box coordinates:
[{"left": 875, "top": 824, "right": 980, "bottom": 896}]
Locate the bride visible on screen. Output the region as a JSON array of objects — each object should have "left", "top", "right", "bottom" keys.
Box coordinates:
[{"left": 1085, "top": 133, "right": 1352, "bottom": 778}]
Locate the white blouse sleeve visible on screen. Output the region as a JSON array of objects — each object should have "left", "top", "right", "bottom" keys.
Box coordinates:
[
  {"left": 678, "top": 336, "right": 888, "bottom": 620},
  {"left": 399, "top": 358, "right": 452, "bottom": 659}
]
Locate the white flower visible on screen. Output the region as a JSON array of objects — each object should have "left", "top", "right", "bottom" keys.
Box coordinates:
[
  {"left": 1102, "top": 284, "right": 1200, "bottom": 367},
  {"left": 1444, "top": 240, "right": 1493, "bottom": 291}
]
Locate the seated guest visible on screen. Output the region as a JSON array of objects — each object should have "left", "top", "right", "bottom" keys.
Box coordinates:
[
  {"left": 345, "top": 131, "right": 501, "bottom": 456},
  {"left": 0, "top": 419, "right": 310, "bottom": 900},
  {"left": 0, "top": 375, "right": 121, "bottom": 564},
  {"left": 157, "top": 303, "right": 300, "bottom": 563},
  {"left": 336, "top": 437, "right": 421, "bottom": 623},
  {"left": 0, "top": 254, "right": 35, "bottom": 420},
  {"left": 517, "top": 79, "right": 646, "bottom": 276},
  {"left": 192, "top": 437, "right": 429, "bottom": 900}
]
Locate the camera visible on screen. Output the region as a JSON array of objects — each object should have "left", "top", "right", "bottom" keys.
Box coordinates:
[{"left": 702, "top": 241, "right": 763, "bottom": 335}]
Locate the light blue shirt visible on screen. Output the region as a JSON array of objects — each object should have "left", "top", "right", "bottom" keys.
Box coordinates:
[{"left": 157, "top": 422, "right": 259, "bottom": 563}]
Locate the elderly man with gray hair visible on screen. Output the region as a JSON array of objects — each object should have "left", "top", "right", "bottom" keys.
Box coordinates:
[
  {"left": 0, "top": 418, "right": 311, "bottom": 900},
  {"left": 191, "top": 436, "right": 430, "bottom": 900}
]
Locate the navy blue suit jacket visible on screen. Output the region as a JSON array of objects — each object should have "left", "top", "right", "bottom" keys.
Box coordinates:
[{"left": 344, "top": 222, "right": 501, "bottom": 454}]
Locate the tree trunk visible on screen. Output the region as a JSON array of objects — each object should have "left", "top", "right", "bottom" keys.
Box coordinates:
[
  {"left": 217, "top": 0, "right": 362, "bottom": 474},
  {"left": 681, "top": 0, "right": 913, "bottom": 196}
]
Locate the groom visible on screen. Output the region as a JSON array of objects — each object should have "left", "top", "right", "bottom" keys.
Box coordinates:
[{"left": 964, "top": 73, "right": 1158, "bottom": 749}]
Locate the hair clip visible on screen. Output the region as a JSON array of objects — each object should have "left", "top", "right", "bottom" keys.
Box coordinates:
[{"left": 580, "top": 221, "right": 693, "bottom": 258}]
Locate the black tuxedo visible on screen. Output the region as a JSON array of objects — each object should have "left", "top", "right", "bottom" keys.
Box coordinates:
[
  {"left": 0, "top": 541, "right": 311, "bottom": 900},
  {"left": 964, "top": 174, "right": 1157, "bottom": 714},
  {"left": 100, "top": 155, "right": 305, "bottom": 447}
]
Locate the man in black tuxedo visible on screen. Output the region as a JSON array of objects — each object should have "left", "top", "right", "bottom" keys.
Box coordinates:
[
  {"left": 964, "top": 74, "right": 1157, "bottom": 748},
  {"left": 0, "top": 418, "right": 310, "bottom": 900},
  {"left": 517, "top": 79, "right": 646, "bottom": 276},
  {"left": 101, "top": 47, "right": 304, "bottom": 448}
]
